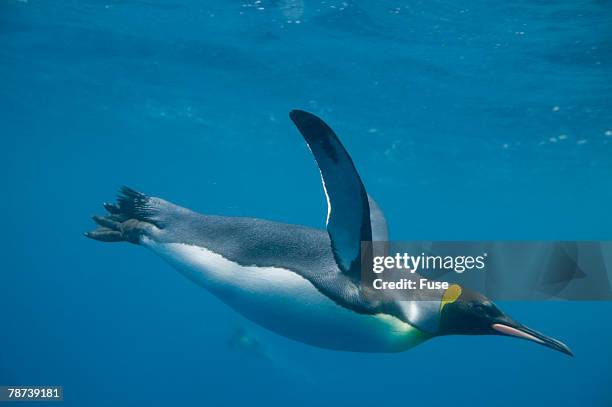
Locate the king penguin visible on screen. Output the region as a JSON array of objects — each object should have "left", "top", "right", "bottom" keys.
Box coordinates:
[{"left": 86, "top": 110, "right": 572, "bottom": 355}]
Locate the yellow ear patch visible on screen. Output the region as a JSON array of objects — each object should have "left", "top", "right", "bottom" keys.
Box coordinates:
[{"left": 440, "top": 284, "right": 462, "bottom": 312}]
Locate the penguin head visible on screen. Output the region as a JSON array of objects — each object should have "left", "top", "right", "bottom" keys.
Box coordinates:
[{"left": 439, "top": 286, "right": 572, "bottom": 356}]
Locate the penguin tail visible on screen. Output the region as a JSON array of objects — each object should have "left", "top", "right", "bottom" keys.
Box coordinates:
[{"left": 85, "top": 186, "right": 168, "bottom": 244}]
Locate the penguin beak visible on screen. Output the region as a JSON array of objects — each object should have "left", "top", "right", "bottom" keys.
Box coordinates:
[{"left": 492, "top": 322, "right": 573, "bottom": 356}]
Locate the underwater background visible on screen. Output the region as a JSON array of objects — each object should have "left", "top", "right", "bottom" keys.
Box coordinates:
[{"left": 1, "top": 0, "right": 612, "bottom": 405}]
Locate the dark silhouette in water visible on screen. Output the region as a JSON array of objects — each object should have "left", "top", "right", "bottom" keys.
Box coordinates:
[{"left": 227, "top": 327, "right": 273, "bottom": 363}]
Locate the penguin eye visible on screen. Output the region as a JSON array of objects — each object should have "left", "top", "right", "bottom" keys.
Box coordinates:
[{"left": 473, "top": 304, "right": 487, "bottom": 315}]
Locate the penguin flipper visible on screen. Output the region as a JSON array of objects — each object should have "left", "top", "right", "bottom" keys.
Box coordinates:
[{"left": 289, "top": 110, "right": 372, "bottom": 280}]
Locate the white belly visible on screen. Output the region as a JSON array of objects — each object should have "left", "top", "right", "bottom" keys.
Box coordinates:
[{"left": 142, "top": 238, "right": 428, "bottom": 352}]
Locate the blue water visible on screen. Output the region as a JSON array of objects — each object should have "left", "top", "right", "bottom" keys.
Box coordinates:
[{"left": 2, "top": 0, "right": 612, "bottom": 405}]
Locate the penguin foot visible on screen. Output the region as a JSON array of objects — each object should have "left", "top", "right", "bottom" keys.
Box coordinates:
[{"left": 85, "top": 187, "right": 158, "bottom": 244}]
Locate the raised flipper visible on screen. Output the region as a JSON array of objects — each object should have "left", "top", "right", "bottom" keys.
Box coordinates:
[{"left": 289, "top": 110, "right": 372, "bottom": 280}]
